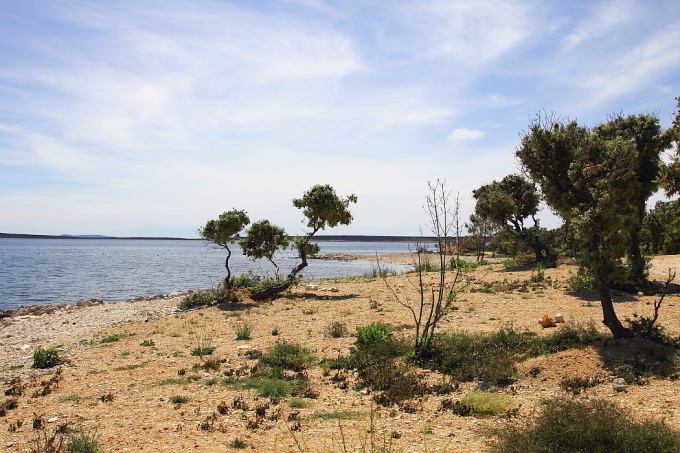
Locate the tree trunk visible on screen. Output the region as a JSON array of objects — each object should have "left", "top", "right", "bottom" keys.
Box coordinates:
[
  {"left": 250, "top": 246, "right": 309, "bottom": 301},
  {"left": 223, "top": 246, "right": 232, "bottom": 290},
  {"left": 627, "top": 228, "right": 647, "bottom": 286},
  {"left": 596, "top": 272, "right": 634, "bottom": 339}
]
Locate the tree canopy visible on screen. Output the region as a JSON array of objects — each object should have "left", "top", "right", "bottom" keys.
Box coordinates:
[
  {"left": 517, "top": 116, "right": 638, "bottom": 338},
  {"left": 239, "top": 219, "right": 288, "bottom": 271},
  {"left": 198, "top": 209, "right": 250, "bottom": 290},
  {"left": 472, "top": 174, "right": 552, "bottom": 264}
]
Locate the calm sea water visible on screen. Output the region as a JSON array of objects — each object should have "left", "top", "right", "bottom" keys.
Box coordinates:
[{"left": 0, "top": 239, "right": 414, "bottom": 310}]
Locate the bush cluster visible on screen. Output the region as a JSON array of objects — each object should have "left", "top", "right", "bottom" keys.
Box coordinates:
[
  {"left": 32, "top": 347, "right": 62, "bottom": 369},
  {"left": 489, "top": 398, "right": 680, "bottom": 453}
]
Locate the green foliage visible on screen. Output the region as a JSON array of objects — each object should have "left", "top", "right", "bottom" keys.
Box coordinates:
[
  {"left": 222, "top": 376, "right": 298, "bottom": 398},
  {"left": 626, "top": 315, "right": 678, "bottom": 346},
  {"left": 32, "top": 347, "right": 62, "bottom": 369},
  {"left": 567, "top": 272, "right": 595, "bottom": 291},
  {"left": 233, "top": 320, "right": 253, "bottom": 341},
  {"left": 642, "top": 199, "right": 680, "bottom": 255},
  {"left": 228, "top": 438, "right": 248, "bottom": 449},
  {"left": 198, "top": 209, "right": 250, "bottom": 247},
  {"left": 291, "top": 236, "right": 320, "bottom": 258},
  {"left": 529, "top": 263, "right": 545, "bottom": 283},
  {"left": 488, "top": 398, "right": 680, "bottom": 453},
  {"left": 460, "top": 392, "right": 514, "bottom": 415},
  {"left": 292, "top": 184, "right": 357, "bottom": 233},
  {"left": 169, "top": 395, "right": 189, "bottom": 404},
  {"left": 190, "top": 346, "right": 215, "bottom": 356},
  {"left": 239, "top": 219, "right": 288, "bottom": 269},
  {"left": 100, "top": 333, "right": 129, "bottom": 343},
  {"left": 426, "top": 324, "right": 605, "bottom": 387},
  {"left": 65, "top": 429, "right": 100, "bottom": 453},
  {"left": 177, "top": 289, "right": 222, "bottom": 310},
  {"left": 354, "top": 322, "right": 392, "bottom": 346},
  {"left": 231, "top": 271, "right": 285, "bottom": 294},
  {"left": 472, "top": 174, "right": 552, "bottom": 264},
  {"left": 325, "top": 321, "right": 347, "bottom": 338},
  {"left": 517, "top": 115, "right": 641, "bottom": 337},
  {"left": 259, "top": 342, "right": 314, "bottom": 372}
]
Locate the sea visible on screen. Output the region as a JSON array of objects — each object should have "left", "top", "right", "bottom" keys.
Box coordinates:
[{"left": 0, "top": 239, "right": 416, "bottom": 310}]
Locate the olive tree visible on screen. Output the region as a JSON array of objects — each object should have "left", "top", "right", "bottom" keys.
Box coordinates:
[
  {"left": 239, "top": 220, "right": 288, "bottom": 272},
  {"left": 248, "top": 184, "right": 357, "bottom": 301},
  {"left": 660, "top": 96, "right": 680, "bottom": 196},
  {"left": 198, "top": 209, "right": 250, "bottom": 290},
  {"left": 592, "top": 114, "right": 671, "bottom": 284},
  {"left": 517, "top": 116, "right": 638, "bottom": 338},
  {"left": 472, "top": 174, "right": 553, "bottom": 264}
]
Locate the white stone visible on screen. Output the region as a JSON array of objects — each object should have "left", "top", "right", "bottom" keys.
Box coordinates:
[{"left": 554, "top": 313, "right": 565, "bottom": 323}]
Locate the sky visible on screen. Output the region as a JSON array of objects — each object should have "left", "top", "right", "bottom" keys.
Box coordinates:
[{"left": 1, "top": 0, "right": 679, "bottom": 238}]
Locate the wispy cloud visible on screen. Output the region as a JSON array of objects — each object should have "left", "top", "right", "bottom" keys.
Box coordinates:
[{"left": 1, "top": 0, "right": 678, "bottom": 236}]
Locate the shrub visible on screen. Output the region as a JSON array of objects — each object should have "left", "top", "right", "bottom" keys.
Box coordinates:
[
  {"left": 488, "top": 398, "right": 680, "bottom": 453},
  {"left": 190, "top": 346, "right": 215, "bottom": 356},
  {"left": 228, "top": 438, "right": 248, "bottom": 449},
  {"left": 259, "top": 342, "right": 314, "bottom": 372},
  {"left": 178, "top": 289, "right": 221, "bottom": 310},
  {"left": 65, "top": 429, "right": 100, "bottom": 453},
  {"left": 355, "top": 322, "right": 392, "bottom": 346},
  {"left": 234, "top": 321, "right": 253, "bottom": 340},
  {"left": 461, "top": 392, "right": 514, "bottom": 415},
  {"left": 169, "top": 395, "right": 189, "bottom": 404},
  {"left": 32, "top": 347, "right": 62, "bottom": 369},
  {"left": 529, "top": 264, "right": 545, "bottom": 283},
  {"left": 325, "top": 321, "right": 347, "bottom": 338},
  {"left": 567, "top": 273, "right": 595, "bottom": 291}
]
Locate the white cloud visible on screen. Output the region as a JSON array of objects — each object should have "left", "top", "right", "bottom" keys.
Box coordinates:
[{"left": 448, "top": 128, "right": 485, "bottom": 141}]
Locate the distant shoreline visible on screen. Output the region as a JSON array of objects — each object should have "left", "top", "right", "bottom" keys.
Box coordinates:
[{"left": 0, "top": 232, "right": 437, "bottom": 242}]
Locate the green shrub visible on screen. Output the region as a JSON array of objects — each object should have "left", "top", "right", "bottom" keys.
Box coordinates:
[
  {"left": 355, "top": 322, "right": 392, "bottom": 346},
  {"left": 228, "top": 438, "right": 248, "bottom": 449},
  {"left": 190, "top": 346, "right": 215, "bottom": 356},
  {"left": 169, "top": 395, "right": 189, "bottom": 404},
  {"left": 449, "top": 258, "right": 478, "bottom": 271},
  {"left": 32, "top": 347, "right": 62, "bottom": 369},
  {"left": 100, "top": 333, "right": 129, "bottom": 343},
  {"left": 488, "top": 398, "right": 680, "bottom": 453},
  {"left": 231, "top": 271, "right": 284, "bottom": 294},
  {"left": 325, "top": 321, "right": 347, "bottom": 338},
  {"left": 529, "top": 264, "right": 545, "bottom": 283},
  {"left": 461, "top": 392, "right": 514, "bottom": 415},
  {"left": 567, "top": 273, "right": 595, "bottom": 291},
  {"left": 178, "top": 289, "right": 221, "bottom": 310},
  {"left": 259, "top": 342, "right": 314, "bottom": 372},
  {"left": 234, "top": 321, "right": 253, "bottom": 340},
  {"left": 427, "top": 324, "right": 604, "bottom": 387},
  {"left": 65, "top": 430, "right": 100, "bottom": 453}
]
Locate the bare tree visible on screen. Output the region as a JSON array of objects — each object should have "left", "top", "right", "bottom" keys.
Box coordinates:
[{"left": 379, "top": 179, "right": 465, "bottom": 359}]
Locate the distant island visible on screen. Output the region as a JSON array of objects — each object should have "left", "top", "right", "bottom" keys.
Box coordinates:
[{"left": 0, "top": 232, "right": 436, "bottom": 242}]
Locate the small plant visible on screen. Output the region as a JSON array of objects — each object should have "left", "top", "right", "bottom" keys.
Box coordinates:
[
  {"left": 32, "top": 347, "right": 62, "bottom": 369},
  {"left": 567, "top": 273, "right": 595, "bottom": 291},
  {"left": 228, "top": 438, "right": 248, "bottom": 449},
  {"left": 287, "top": 397, "right": 310, "bottom": 409},
  {"left": 460, "top": 392, "right": 514, "bottom": 415},
  {"left": 65, "top": 429, "right": 100, "bottom": 453},
  {"left": 488, "top": 398, "right": 680, "bottom": 452},
  {"left": 260, "top": 342, "right": 314, "bottom": 372},
  {"left": 169, "top": 395, "right": 189, "bottom": 404},
  {"left": 529, "top": 263, "right": 545, "bottom": 283},
  {"left": 177, "top": 288, "right": 222, "bottom": 310},
  {"left": 100, "top": 333, "right": 129, "bottom": 343},
  {"left": 354, "top": 322, "right": 392, "bottom": 346},
  {"left": 559, "top": 374, "right": 604, "bottom": 395},
  {"left": 139, "top": 340, "right": 155, "bottom": 347},
  {"left": 190, "top": 346, "right": 215, "bottom": 356},
  {"left": 234, "top": 321, "right": 253, "bottom": 340},
  {"left": 325, "top": 321, "right": 348, "bottom": 338}
]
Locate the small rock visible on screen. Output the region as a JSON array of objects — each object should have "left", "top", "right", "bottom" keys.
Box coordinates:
[
  {"left": 304, "top": 285, "right": 319, "bottom": 291},
  {"left": 637, "top": 292, "right": 645, "bottom": 297},
  {"left": 554, "top": 313, "right": 565, "bottom": 323},
  {"left": 612, "top": 378, "right": 629, "bottom": 392}
]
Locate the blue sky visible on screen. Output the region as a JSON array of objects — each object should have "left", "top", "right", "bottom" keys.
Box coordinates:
[{"left": 1, "top": 0, "right": 678, "bottom": 237}]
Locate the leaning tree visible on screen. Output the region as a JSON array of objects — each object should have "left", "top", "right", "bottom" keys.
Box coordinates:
[
  {"left": 517, "top": 116, "right": 638, "bottom": 338},
  {"left": 244, "top": 184, "right": 357, "bottom": 301},
  {"left": 198, "top": 209, "right": 250, "bottom": 290}
]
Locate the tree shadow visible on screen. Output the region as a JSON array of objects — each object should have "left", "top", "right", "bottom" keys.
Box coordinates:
[
  {"left": 295, "top": 292, "right": 358, "bottom": 301},
  {"left": 566, "top": 289, "right": 637, "bottom": 303},
  {"left": 591, "top": 336, "right": 679, "bottom": 383}
]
